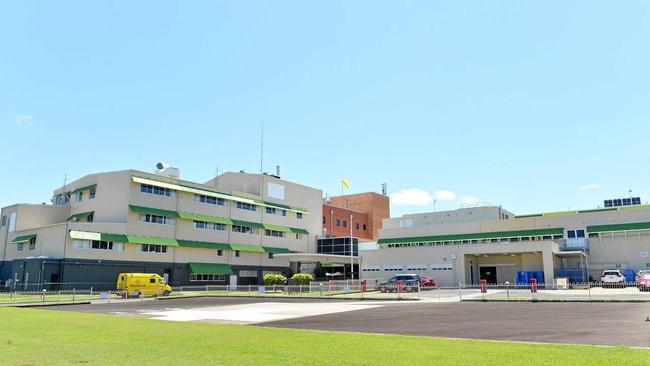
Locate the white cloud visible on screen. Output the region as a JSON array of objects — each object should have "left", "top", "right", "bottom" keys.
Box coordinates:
[
  {"left": 459, "top": 195, "right": 480, "bottom": 204},
  {"left": 14, "top": 114, "right": 33, "bottom": 126},
  {"left": 390, "top": 188, "right": 434, "bottom": 206},
  {"left": 434, "top": 189, "right": 456, "bottom": 201},
  {"left": 579, "top": 183, "right": 601, "bottom": 191}
]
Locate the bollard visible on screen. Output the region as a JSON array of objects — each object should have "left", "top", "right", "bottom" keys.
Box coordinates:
[
  {"left": 458, "top": 282, "right": 462, "bottom": 301},
  {"left": 72, "top": 288, "right": 76, "bottom": 303}
]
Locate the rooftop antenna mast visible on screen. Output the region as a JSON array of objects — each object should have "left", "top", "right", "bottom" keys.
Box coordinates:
[{"left": 260, "top": 121, "right": 264, "bottom": 174}]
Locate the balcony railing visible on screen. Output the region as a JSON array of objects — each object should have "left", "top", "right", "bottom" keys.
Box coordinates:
[{"left": 563, "top": 238, "right": 589, "bottom": 250}]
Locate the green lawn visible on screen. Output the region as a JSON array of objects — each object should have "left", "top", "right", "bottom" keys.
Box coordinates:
[{"left": 0, "top": 308, "right": 648, "bottom": 366}]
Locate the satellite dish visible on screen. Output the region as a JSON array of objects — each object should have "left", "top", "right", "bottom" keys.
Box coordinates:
[{"left": 156, "top": 162, "right": 170, "bottom": 170}]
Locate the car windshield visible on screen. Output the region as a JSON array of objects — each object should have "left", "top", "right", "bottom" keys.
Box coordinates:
[{"left": 603, "top": 271, "right": 619, "bottom": 276}]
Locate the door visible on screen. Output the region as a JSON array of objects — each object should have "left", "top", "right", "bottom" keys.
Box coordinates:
[
  {"left": 229, "top": 275, "right": 238, "bottom": 289},
  {"left": 480, "top": 267, "right": 498, "bottom": 284}
]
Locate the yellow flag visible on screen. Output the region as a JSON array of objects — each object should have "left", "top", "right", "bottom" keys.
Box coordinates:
[{"left": 341, "top": 179, "right": 350, "bottom": 189}]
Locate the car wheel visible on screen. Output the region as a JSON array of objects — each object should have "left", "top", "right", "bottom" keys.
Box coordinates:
[
  {"left": 163, "top": 290, "right": 171, "bottom": 296},
  {"left": 380, "top": 287, "right": 387, "bottom": 293}
]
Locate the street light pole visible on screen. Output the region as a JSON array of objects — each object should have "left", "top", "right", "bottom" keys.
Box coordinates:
[{"left": 350, "top": 213, "right": 354, "bottom": 281}]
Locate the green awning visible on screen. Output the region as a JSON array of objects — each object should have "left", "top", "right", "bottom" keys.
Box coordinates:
[
  {"left": 129, "top": 205, "right": 180, "bottom": 218},
  {"left": 177, "top": 240, "right": 231, "bottom": 250},
  {"left": 126, "top": 235, "right": 179, "bottom": 247},
  {"left": 69, "top": 231, "right": 128, "bottom": 242},
  {"left": 177, "top": 212, "right": 233, "bottom": 225},
  {"left": 377, "top": 228, "right": 565, "bottom": 245},
  {"left": 587, "top": 222, "right": 650, "bottom": 233},
  {"left": 229, "top": 243, "right": 266, "bottom": 253},
  {"left": 71, "top": 184, "right": 97, "bottom": 194},
  {"left": 262, "top": 246, "right": 292, "bottom": 254},
  {"left": 231, "top": 219, "right": 264, "bottom": 229},
  {"left": 68, "top": 211, "right": 94, "bottom": 221},
  {"left": 131, "top": 175, "right": 308, "bottom": 214},
  {"left": 10, "top": 234, "right": 36, "bottom": 244},
  {"left": 290, "top": 227, "right": 309, "bottom": 234},
  {"left": 188, "top": 262, "right": 233, "bottom": 275},
  {"left": 262, "top": 223, "right": 292, "bottom": 233}
]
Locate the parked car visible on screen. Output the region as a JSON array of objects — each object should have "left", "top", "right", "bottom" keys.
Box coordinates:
[
  {"left": 636, "top": 270, "right": 650, "bottom": 292},
  {"left": 376, "top": 274, "right": 421, "bottom": 293},
  {"left": 419, "top": 276, "right": 436, "bottom": 288},
  {"left": 600, "top": 270, "right": 626, "bottom": 288}
]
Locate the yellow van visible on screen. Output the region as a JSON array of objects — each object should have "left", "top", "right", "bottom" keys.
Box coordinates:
[{"left": 116, "top": 273, "right": 172, "bottom": 298}]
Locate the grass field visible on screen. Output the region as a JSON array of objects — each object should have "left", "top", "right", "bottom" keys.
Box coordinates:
[{"left": 0, "top": 307, "right": 648, "bottom": 366}]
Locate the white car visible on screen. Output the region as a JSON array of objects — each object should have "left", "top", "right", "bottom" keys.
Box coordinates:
[{"left": 600, "top": 270, "right": 626, "bottom": 287}]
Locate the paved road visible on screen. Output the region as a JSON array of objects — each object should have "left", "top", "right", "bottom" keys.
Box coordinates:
[
  {"left": 43, "top": 297, "right": 650, "bottom": 347},
  {"left": 262, "top": 301, "right": 650, "bottom": 347}
]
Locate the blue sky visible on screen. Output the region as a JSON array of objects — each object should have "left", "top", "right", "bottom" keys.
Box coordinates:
[{"left": 1, "top": 1, "right": 649, "bottom": 217}]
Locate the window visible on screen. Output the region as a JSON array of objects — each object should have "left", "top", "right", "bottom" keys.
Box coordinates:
[
  {"left": 89, "top": 187, "right": 96, "bottom": 199},
  {"left": 1, "top": 215, "right": 5, "bottom": 226},
  {"left": 77, "top": 191, "right": 83, "bottom": 202},
  {"left": 217, "top": 249, "right": 224, "bottom": 256},
  {"left": 322, "top": 216, "right": 326, "bottom": 224},
  {"left": 567, "top": 229, "right": 586, "bottom": 239},
  {"left": 193, "top": 220, "right": 226, "bottom": 231},
  {"left": 73, "top": 239, "right": 124, "bottom": 251},
  {"left": 234, "top": 250, "right": 240, "bottom": 257},
  {"left": 28, "top": 237, "right": 36, "bottom": 251},
  {"left": 16, "top": 243, "right": 23, "bottom": 251},
  {"left": 140, "top": 244, "right": 167, "bottom": 253},
  {"left": 139, "top": 214, "right": 175, "bottom": 225},
  {"left": 140, "top": 183, "right": 175, "bottom": 197},
  {"left": 236, "top": 202, "right": 257, "bottom": 211},
  {"left": 64, "top": 194, "right": 71, "bottom": 204},
  {"left": 232, "top": 225, "right": 259, "bottom": 235},
  {"left": 342, "top": 220, "right": 347, "bottom": 228},
  {"left": 335, "top": 219, "right": 341, "bottom": 227},
  {"left": 265, "top": 207, "right": 287, "bottom": 216},
  {"left": 240, "top": 270, "right": 258, "bottom": 278},
  {"left": 297, "top": 212, "right": 303, "bottom": 219},
  {"left": 8, "top": 212, "right": 16, "bottom": 232},
  {"left": 355, "top": 223, "right": 360, "bottom": 230},
  {"left": 87, "top": 213, "right": 94, "bottom": 223},
  {"left": 195, "top": 194, "right": 225, "bottom": 206},
  {"left": 190, "top": 274, "right": 226, "bottom": 282},
  {"left": 295, "top": 233, "right": 302, "bottom": 240},
  {"left": 268, "top": 252, "right": 274, "bottom": 259},
  {"left": 265, "top": 229, "right": 285, "bottom": 238},
  {"left": 363, "top": 224, "right": 367, "bottom": 231}
]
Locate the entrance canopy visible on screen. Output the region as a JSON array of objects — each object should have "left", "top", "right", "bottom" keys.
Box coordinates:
[
  {"left": 273, "top": 253, "right": 360, "bottom": 264},
  {"left": 553, "top": 251, "right": 587, "bottom": 258}
]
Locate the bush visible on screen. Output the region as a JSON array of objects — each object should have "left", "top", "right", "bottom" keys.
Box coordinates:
[
  {"left": 263, "top": 274, "right": 286, "bottom": 286},
  {"left": 291, "top": 273, "right": 314, "bottom": 285}
]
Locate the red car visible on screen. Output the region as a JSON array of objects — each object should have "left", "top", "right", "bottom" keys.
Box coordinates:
[
  {"left": 420, "top": 276, "right": 436, "bottom": 288},
  {"left": 636, "top": 270, "right": 650, "bottom": 292}
]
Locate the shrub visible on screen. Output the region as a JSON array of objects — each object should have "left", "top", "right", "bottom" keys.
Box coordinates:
[
  {"left": 291, "top": 273, "right": 314, "bottom": 285},
  {"left": 263, "top": 274, "right": 286, "bottom": 286}
]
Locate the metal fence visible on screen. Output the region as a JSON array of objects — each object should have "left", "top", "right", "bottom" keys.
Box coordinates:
[{"left": 458, "top": 282, "right": 650, "bottom": 302}]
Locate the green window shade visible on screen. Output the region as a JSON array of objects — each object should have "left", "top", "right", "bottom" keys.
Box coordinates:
[
  {"left": 69, "top": 231, "right": 128, "bottom": 242},
  {"left": 125, "top": 235, "right": 179, "bottom": 247},
  {"left": 228, "top": 243, "right": 265, "bottom": 253},
  {"left": 262, "top": 224, "right": 292, "bottom": 233},
  {"left": 68, "top": 211, "right": 94, "bottom": 221},
  {"left": 289, "top": 227, "right": 309, "bottom": 234},
  {"left": 129, "top": 205, "right": 180, "bottom": 218},
  {"left": 262, "top": 246, "right": 292, "bottom": 254},
  {"left": 231, "top": 220, "right": 264, "bottom": 229},
  {"left": 177, "top": 212, "right": 233, "bottom": 225},
  {"left": 188, "top": 262, "right": 233, "bottom": 275},
  {"left": 587, "top": 222, "right": 650, "bottom": 233},
  {"left": 71, "top": 184, "right": 97, "bottom": 194},
  {"left": 177, "top": 240, "right": 231, "bottom": 250},
  {"left": 377, "top": 228, "right": 564, "bottom": 245},
  {"left": 10, "top": 234, "right": 36, "bottom": 244}
]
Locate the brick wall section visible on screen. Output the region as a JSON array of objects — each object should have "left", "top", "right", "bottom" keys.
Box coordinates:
[
  {"left": 326, "top": 192, "right": 390, "bottom": 241},
  {"left": 322, "top": 204, "right": 370, "bottom": 239}
]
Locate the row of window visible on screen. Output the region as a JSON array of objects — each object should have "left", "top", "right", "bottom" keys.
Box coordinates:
[
  {"left": 70, "top": 241, "right": 276, "bottom": 259},
  {"left": 362, "top": 264, "right": 454, "bottom": 272},
  {"left": 323, "top": 217, "right": 367, "bottom": 231},
  {"left": 139, "top": 214, "right": 175, "bottom": 225},
  {"left": 76, "top": 188, "right": 96, "bottom": 202},
  {"left": 141, "top": 185, "right": 303, "bottom": 219},
  {"left": 142, "top": 216, "right": 302, "bottom": 239},
  {"left": 190, "top": 274, "right": 226, "bottom": 282},
  {"left": 385, "top": 235, "right": 564, "bottom": 248},
  {"left": 73, "top": 239, "right": 124, "bottom": 251}
]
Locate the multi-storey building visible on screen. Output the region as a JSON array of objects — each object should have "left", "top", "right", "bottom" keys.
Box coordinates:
[
  {"left": 322, "top": 192, "right": 389, "bottom": 241},
  {"left": 361, "top": 204, "right": 650, "bottom": 286},
  {"left": 0, "top": 168, "right": 322, "bottom": 289}
]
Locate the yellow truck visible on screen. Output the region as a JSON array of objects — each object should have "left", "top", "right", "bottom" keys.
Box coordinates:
[{"left": 116, "top": 273, "right": 172, "bottom": 298}]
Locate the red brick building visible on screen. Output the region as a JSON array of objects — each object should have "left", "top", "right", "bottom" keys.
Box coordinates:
[{"left": 322, "top": 192, "right": 390, "bottom": 241}]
